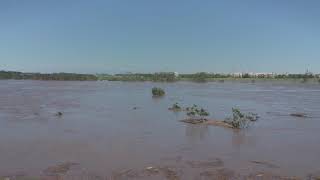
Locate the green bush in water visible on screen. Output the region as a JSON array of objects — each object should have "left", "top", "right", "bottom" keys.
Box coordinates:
[
  {"left": 169, "top": 102, "right": 182, "bottom": 111},
  {"left": 186, "top": 104, "right": 210, "bottom": 120},
  {"left": 224, "top": 108, "right": 259, "bottom": 129},
  {"left": 152, "top": 87, "right": 165, "bottom": 97}
]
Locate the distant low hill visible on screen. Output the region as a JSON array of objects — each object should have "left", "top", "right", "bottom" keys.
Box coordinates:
[{"left": 0, "top": 71, "right": 98, "bottom": 81}]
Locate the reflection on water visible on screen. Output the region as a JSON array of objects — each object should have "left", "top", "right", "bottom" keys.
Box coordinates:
[
  {"left": 185, "top": 124, "right": 210, "bottom": 142},
  {"left": 0, "top": 80, "right": 320, "bottom": 177},
  {"left": 231, "top": 129, "right": 257, "bottom": 148}
]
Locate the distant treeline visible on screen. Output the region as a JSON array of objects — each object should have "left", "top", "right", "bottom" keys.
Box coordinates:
[
  {"left": 2, "top": 70, "right": 318, "bottom": 82},
  {"left": 98, "top": 72, "right": 178, "bottom": 82},
  {"left": 0, "top": 71, "right": 98, "bottom": 81},
  {"left": 274, "top": 74, "right": 315, "bottom": 79},
  {"left": 98, "top": 72, "right": 231, "bottom": 82},
  {"left": 179, "top": 72, "right": 231, "bottom": 82},
  {"left": 98, "top": 72, "right": 320, "bottom": 82}
]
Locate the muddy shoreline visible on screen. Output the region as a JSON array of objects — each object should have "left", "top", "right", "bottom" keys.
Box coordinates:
[
  {"left": 180, "top": 118, "right": 235, "bottom": 129},
  {"left": 2, "top": 159, "right": 318, "bottom": 180}
]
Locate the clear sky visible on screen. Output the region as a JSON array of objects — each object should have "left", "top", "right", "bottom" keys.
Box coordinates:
[{"left": 0, "top": 0, "right": 319, "bottom": 74}]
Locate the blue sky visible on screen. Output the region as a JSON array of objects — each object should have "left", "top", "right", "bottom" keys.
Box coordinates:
[{"left": 0, "top": 0, "right": 319, "bottom": 74}]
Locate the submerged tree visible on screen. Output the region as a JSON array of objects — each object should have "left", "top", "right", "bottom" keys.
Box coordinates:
[
  {"left": 169, "top": 102, "right": 182, "bottom": 111},
  {"left": 152, "top": 87, "right": 165, "bottom": 97},
  {"left": 224, "top": 108, "right": 259, "bottom": 129},
  {"left": 186, "top": 104, "right": 210, "bottom": 120}
]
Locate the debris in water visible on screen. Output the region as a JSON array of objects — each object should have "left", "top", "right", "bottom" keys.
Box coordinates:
[
  {"left": 199, "top": 168, "right": 236, "bottom": 179},
  {"left": 186, "top": 158, "right": 224, "bottom": 168},
  {"left": 180, "top": 119, "right": 234, "bottom": 129},
  {"left": 158, "top": 167, "right": 180, "bottom": 180},
  {"left": 132, "top": 107, "right": 140, "bottom": 110},
  {"left": 55, "top": 112, "right": 63, "bottom": 117},
  {"left": 180, "top": 118, "right": 208, "bottom": 124},
  {"left": 290, "top": 113, "right": 308, "bottom": 118},
  {"left": 112, "top": 166, "right": 180, "bottom": 180},
  {"left": 43, "top": 162, "right": 78, "bottom": 176},
  {"left": 145, "top": 166, "right": 159, "bottom": 173},
  {"left": 246, "top": 172, "right": 300, "bottom": 180},
  {"left": 250, "top": 160, "right": 280, "bottom": 168}
]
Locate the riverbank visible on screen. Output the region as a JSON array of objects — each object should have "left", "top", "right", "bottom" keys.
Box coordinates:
[
  {"left": 2, "top": 159, "right": 318, "bottom": 180},
  {"left": 99, "top": 76, "right": 320, "bottom": 85},
  {"left": 1, "top": 70, "right": 319, "bottom": 84},
  {"left": 0, "top": 71, "right": 97, "bottom": 81}
]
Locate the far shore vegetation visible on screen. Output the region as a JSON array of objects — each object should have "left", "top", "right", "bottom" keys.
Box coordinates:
[
  {"left": 0, "top": 71, "right": 97, "bottom": 81},
  {"left": 1, "top": 70, "right": 320, "bottom": 83},
  {"left": 97, "top": 71, "right": 320, "bottom": 83}
]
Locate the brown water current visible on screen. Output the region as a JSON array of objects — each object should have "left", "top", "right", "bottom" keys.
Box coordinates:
[{"left": 0, "top": 80, "right": 320, "bottom": 179}]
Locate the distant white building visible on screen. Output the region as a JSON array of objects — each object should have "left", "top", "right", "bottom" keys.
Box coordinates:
[
  {"left": 254, "top": 72, "right": 275, "bottom": 78},
  {"left": 231, "top": 72, "right": 275, "bottom": 78}
]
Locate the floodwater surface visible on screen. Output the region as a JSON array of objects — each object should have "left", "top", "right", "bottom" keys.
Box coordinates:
[{"left": 0, "top": 80, "right": 320, "bottom": 179}]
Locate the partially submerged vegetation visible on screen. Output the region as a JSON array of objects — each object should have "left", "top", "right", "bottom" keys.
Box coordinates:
[
  {"left": 178, "top": 105, "right": 259, "bottom": 129},
  {"left": 168, "top": 102, "right": 182, "bottom": 111},
  {"left": 185, "top": 104, "right": 210, "bottom": 120},
  {"left": 223, "top": 108, "right": 259, "bottom": 129},
  {"left": 152, "top": 87, "right": 165, "bottom": 97},
  {"left": 180, "top": 105, "right": 210, "bottom": 124}
]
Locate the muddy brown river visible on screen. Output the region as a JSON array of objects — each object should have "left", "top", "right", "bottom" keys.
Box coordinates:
[{"left": 0, "top": 80, "right": 320, "bottom": 179}]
